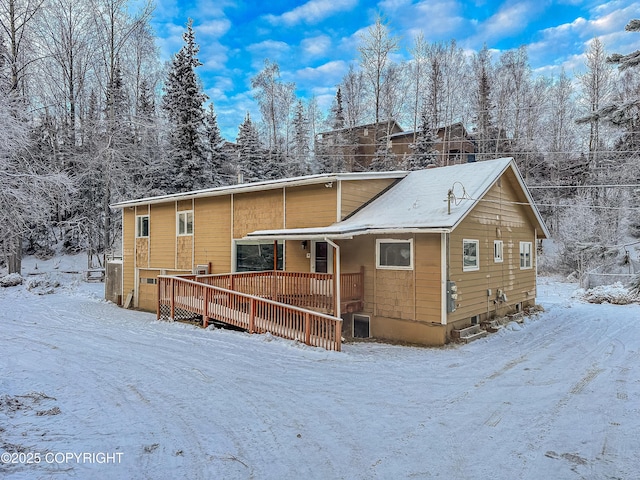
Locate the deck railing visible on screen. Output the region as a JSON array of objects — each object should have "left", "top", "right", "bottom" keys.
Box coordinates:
[
  {"left": 194, "top": 268, "right": 364, "bottom": 314},
  {"left": 157, "top": 276, "right": 342, "bottom": 351}
]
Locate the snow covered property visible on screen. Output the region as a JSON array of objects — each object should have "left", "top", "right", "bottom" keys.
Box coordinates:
[
  {"left": 1, "top": 264, "right": 639, "bottom": 479},
  {"left": 109, "top": 157, "right": 549, "bottom": 347}
]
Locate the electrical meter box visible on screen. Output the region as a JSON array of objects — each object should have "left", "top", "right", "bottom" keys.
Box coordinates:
[{"left": 446, "top": 281, "right": 457, "bottom": 313}]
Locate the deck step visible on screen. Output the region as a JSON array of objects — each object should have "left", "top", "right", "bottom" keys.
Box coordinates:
[{"left": 452, "top": 324, "right": 489, "bottom": 343}]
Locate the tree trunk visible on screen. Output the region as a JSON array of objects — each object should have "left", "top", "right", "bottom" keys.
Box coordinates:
[{"left": 7, "top": 236, "right": 22, "bottom": 275}]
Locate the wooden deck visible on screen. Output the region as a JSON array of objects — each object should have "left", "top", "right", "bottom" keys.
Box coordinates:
[{"left": 156, "top": 270, "right": 364, "bottom": 351}]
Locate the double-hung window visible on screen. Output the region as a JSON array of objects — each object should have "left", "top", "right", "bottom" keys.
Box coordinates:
[
  {"left": 136, "top": 215, "right": 149, "bottom": 238},
  {"left": 177, "top": 211, "right": 193, "bottom": 236},
  {"left": 520, "top": 241, "right": 533, "bottom": 269}
]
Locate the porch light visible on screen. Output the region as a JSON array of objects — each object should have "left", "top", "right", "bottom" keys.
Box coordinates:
[{"left": 301, "top": 240, "right": 308, "bottom": 250}]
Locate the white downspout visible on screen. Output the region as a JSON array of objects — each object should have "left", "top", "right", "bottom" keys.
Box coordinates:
[{"left": 325, "top": 238, "right": 340, "bottom": 318}]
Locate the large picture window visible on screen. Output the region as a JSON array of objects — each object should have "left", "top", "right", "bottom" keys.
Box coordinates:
[
  {"left": 235, "top": 241, "right": 283, "bottom": 272},
  {"left": 520, "top": 241, "right": 533, "bottom": 269},
  {"left": 376, "top": 239, "right": 413, "bottom": 270},
  {"left": 177, "top": 211, "right": 193, "bottom": 235},
  {"left": 463, "top": 239, "right": 479, "bottom": 271},
  {"left": 136, "top": 215, "right": 149, "bottom": 238}
]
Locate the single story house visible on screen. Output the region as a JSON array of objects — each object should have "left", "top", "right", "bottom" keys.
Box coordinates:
[{"left": 110, "top": 157, "right": 549, "bottom": 346}]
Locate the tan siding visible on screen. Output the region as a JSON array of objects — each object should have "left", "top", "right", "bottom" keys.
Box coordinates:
[
  {"left": 414, "top": 234, "right": 442, "bottom": 323},
  {"left": 177, "top": 200, "right": 192, "bottom": 211},
  {"left": 286, "top": 240, "right": 311, "bottom": 272},
  {"left": 138, "top": 269, "right": 161, "bottom": 312},
  {"left": 135, "top": 238, "right": 149, "bottom": 267},
  {"left": 176, "top": 236, "right": 193, "bottom": 271},
  {"left": 233, "top": 190, "right": 284, "bottom": 238},
  {"left": 149, "top": 203, "right": 176, "bottom": 268},
  {"left": 448, "top": 174, "right": 537, "bottom": 327},
  {"left": 285, "top": 184, "right": 337, "bottom": 228},
  {"left": 340, "top": 179, "right": 397, "bottom": 219},
  {"left": 123, "top": 208, "right": 136, "bottom": 298},
  {"left": 194, "top": 196, "right": 232, "bottom": 274}
]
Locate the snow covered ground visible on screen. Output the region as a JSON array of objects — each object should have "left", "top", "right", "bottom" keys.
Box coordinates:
[{"left": 1, "top": 256, "right": 639, "bottom": 479}]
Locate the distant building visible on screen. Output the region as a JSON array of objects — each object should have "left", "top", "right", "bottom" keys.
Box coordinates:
[{"left": 318, "top": 120, "right": 476, "bottom": 171}]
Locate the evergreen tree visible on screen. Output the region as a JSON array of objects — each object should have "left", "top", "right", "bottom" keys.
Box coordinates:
[
  {"left": 162, "top": 18, "right": 208, "bottom": 192},
  {"left": 330, "top": 88, "right": 345, "bottom": 130},
  {"left": 407, "top": 108, "right": 439, "bottom": 169},
  {"left": 290, "top": 100, "right": 312, "bottom": 176},
  {"left": 236, "top": 113, "right": 263, "bottom": 182},
  {"left": 369, "top": 139, "right": 398, "bottom": 172},
  {"left": 204, "top": 103, "right": 230, "bottom": 186},
  {"left": 604, "top": 20, "right": 640, "bottom": 156},
  {"left": 133, "top": 79, "right": 162, "bottom": 193}
]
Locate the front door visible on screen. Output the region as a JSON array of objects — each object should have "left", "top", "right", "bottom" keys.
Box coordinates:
[{"left": 312, "top": 241, "right": 333, "bottom": 274}]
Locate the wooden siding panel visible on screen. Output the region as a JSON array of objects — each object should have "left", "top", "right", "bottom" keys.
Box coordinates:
[
  {"left": 177, "top": 200, "right": 192, "bottom": 211},
  {"left": 149, "top": 203, "right": 176, "bottom": 269},
  {"left": 177, "top": 236, "right": 193, "bottom": 271},
  {"left": 194, "top": 196, "right": 232, "bottom": 274},
  {"left": 135, "top": 238, "right": 149, "bottom": 267},
  {"left": 233, "top": 190, "right": 284, "bottom": 238},
  {"left": 340, "top": 179, "right": 397, "bottom": 219},
  {"left": 414, "top": 234, "right": 442, "bottom": 323},
  {"left": 123, "top": 208, "right": 136, "bottom": 298},
  {"left": 286, "top": 240, "right": 311, "bottom": 272},
  {"left": 285, "top": 184, "right": 337, "bottom": 228},
  {"left": 448, "top": 175, "right": 537, "bottom": 326},
  {"left": 138, "top": 269, "right": 161, "bottom": 311}
]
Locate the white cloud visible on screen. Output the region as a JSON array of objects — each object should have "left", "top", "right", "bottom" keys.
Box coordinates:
[
  {"left": 301, "top": 35, "right": 332, "bottom": 57},
  {"left": 472, "top": 1, "right": 541, "bottom": 43},
  {"left": 247, "top": 40, "right": 291, "bottom": 55},
  {"left": 409, "top": 0, "right": 467, "bottom": 36},
  {"left": 296, "top": 60, "right": 349, "bottom": 82},
  {"left": 264, "top": 0, "right": 358, "bottom": 26},
  {"left": 198, "top": 18, "right": 232, "bottom": 38}
]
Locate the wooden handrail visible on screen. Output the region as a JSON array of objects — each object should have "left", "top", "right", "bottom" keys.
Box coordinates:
[
  {"left": 158, "top": 275, "right": 342, "bottom": 351},
  {"left": 195, "top": 269, "right": 364, "bottom": 314}
]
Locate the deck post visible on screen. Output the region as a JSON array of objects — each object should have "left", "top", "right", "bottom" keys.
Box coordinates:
[
  {"left": 249, "top": 298, "right": 255, "bottom": 333},
  {"left": 203, "top": 286, "right": 210, "bottom": 328},
  {"left": 170, "top": 277, "right": 175, "bottom": 321},
  {"left": 157, "top": 277, "right": 161, "bottom": 320},
  {"left": 304, "top": 312, "right": 311, "bottom": 346}
]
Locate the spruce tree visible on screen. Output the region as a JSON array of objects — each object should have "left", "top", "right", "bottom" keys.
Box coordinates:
[
  {"left": 236, "top": 113, "right": 263, "bottom": 183},
  {"left": 204, "top": 103, "right": 230, "bottom": 186},
  {"left": 290, "top": 100, "right": 312, "bottom": 176},
  {"left": 330, "top": 87, "right": 345, "bottom": 130},
  {"left": 407, "top": 108, "right": 439, "bottom": 169},
  {"left": 162, "top": 18, "right": 208, "bottom": 192}
]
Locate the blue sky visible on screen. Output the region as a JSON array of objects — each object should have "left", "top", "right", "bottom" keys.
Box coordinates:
[{"left": 150, "top": 0, "right": 640, "bottom": 140}]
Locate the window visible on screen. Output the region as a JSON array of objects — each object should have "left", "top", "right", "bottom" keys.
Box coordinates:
[
  {"left": 177, "top": 211, "right": 193, "bottom": 235},
  {"left": 520, "top": 242, "right": 533, "bottom": 269},
  {"left": 376, "top": 239, "right": 413, "bottom": 270},
  {"left": 463, "top": 239, "right": 479, "bottom": 271},
  {"left": 235, "top": 241, "right": 283, "bottom": 272},
  {"left": 136, "top": 215, "right": 149, "bottom": 238},
  {"left": 494, "top": 240, "right": 504, "bottom": 263}
]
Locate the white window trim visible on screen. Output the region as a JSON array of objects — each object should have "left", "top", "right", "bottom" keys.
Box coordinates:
[
  {"left": 494, "top": 240, "right": 504, "bottom": 263},
  {"left": 177, "top": 210, "right": 193, "bottom": 236},
  {"left": 520, "top": 241, "right": 533, "bottom": 270},
  {"left": 463, "top": 239, "right": 480, "bottom": 272},
  {"left": 376, "top": 239, "right": 414, "bottom": 270},
  {"left": 136, "top": 215, "right": 149, "bottom": 238}
]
